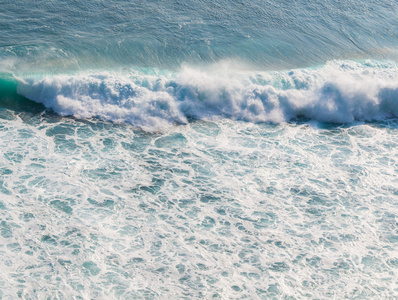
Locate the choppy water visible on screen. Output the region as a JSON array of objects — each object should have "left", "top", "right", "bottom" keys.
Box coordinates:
[
  {"left": 1, "top": 0, "right": 398, "bottom": 298},
  {"left": 1, "top": 112, "right": 398, "bottom": 298}
]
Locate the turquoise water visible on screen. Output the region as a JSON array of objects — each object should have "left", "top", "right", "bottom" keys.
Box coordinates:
[
  {"left": 1, "top": 0, "right": 398, "bottom": 298},
  {"left": 1, "top": 0, "right": 398, "bottom": 70}
]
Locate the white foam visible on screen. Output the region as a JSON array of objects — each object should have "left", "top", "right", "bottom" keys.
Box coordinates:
[
  {"left": 16, "top": 60, "right": 398, "bottom": 131},
  {"left": 1, "top": 114, "right": 398, "bottom": 298}
]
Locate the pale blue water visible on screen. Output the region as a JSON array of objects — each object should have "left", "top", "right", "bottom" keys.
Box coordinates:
[{"left": 1, "top": 0, "right": 398, "bottom": 298}]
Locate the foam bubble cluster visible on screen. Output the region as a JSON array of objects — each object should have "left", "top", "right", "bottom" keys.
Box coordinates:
[{"left": 0, "top": 107, "right": 398, "bottom": 297}]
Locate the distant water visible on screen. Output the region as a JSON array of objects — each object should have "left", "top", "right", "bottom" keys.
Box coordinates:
[{"left": 1, "top": 0, "right": 398, "bottom": 298}]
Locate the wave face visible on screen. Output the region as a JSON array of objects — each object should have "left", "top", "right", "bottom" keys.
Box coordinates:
[{"left": 15, "top": 60, "right": 398, "bottom": 131}]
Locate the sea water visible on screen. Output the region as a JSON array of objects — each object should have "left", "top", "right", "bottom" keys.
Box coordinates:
[{"left": 1, "top": 0, "right": 398, "bottom": 298}]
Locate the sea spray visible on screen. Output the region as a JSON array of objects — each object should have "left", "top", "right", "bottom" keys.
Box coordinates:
[{"left": 13, "top": 60, "right": 398, "bottom": 131}]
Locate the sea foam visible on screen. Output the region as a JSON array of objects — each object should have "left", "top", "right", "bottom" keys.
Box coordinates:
[{"left": 15, "top": 60, "right": 398, "bottom": 131}]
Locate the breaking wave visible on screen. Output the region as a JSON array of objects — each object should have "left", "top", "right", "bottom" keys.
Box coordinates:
[{"left": 11, "top": 60, "right": 398, "bottom": 131}]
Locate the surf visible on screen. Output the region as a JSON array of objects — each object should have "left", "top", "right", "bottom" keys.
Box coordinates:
[{"left": 5, "top": 60, "right": 398, "bottom": 131}]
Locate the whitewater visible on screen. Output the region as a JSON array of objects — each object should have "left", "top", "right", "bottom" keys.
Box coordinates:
[
  {"left": 1, "top": 0, "right": 398, "bottom": 298},
  {"left": 12, "top": 60, "right": 398, "bottom": 131}
]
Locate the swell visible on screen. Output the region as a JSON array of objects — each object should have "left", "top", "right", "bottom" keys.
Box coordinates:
[
  {"left": 2, "top": 0, "right": 398, "bottom": 71},
  {"left": 5, "top": 60, "right": 398, "bottom": 131}
]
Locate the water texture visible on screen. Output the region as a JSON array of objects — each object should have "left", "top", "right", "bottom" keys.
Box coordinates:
[
  {"left": 1, "top": 114, "right": 398, "bottom": 298},
  {"left": 0, "top": 0, "right": 397, "bottom": 70},
  {"left": 1, "top": 0, "right": 398, "bottom": 298}
]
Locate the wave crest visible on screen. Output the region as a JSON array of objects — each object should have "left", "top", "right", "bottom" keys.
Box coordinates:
[{"left": 15, "top": 60, "right": 398, "bottom": 131}]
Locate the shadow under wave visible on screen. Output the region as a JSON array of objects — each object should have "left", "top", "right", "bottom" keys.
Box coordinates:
[{"left": 0, "top": 74, "right": 46, "bottom": 115}]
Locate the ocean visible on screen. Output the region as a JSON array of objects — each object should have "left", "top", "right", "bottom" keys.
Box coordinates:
[{"left": 1, "top": 0, "right": 398, "bottom": 298}]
